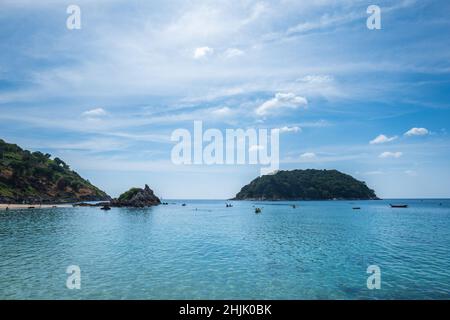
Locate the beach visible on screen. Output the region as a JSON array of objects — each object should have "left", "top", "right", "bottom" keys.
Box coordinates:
[{"left": 0, "top": 204, "right": 72, "bottom": 210}]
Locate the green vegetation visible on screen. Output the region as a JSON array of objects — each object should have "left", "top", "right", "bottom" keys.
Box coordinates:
[
  {"left": 0, "top": 139, "right": 110, "bottom": 203},
  {"left": 112, "top": 185, "right": 161, "bottom": 207},
  {"left": 234, "top": 169, "right": 378, "bottom": 200},
  {"left": 118, "top": 188, "right": 142, "bottom": 202}
]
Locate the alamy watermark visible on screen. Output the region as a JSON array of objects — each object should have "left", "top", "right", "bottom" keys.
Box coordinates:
[
  {"left": 171, "top": 121, "right": 279, "bottom": 175},
  {"left": 66, "top": 5, "right": 81, "bottom": 30},
  {"left": 367, "top": 265, "right": 381, "bottom": 289},
  {"left": 65, "top": 4, "right": 380, "bottom": 31},
  {"left": 367, "top": 5, "right": 381, "bottom": 30},
  {"left": 66, "top": 265, "right": 81, "bottom": 289}
]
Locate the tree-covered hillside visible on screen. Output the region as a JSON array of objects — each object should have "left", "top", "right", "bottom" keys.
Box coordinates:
[
  {"left": 234, "top": 169, "right": 378, "bottom": 200},
  {"left": 0, "top": 139, "right": 110, "bottom": 203}
]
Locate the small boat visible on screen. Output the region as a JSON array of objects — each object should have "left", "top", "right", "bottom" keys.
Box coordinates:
[
  {"left": 28, "top": 206, "right": 35, "bottom": 209},
  {"left": 390, "top": 204, "right": 408, "bottom": 208},
  {"left": 100, "top": 205, "right": 111, "bottom": 211},
  {"left": 182, "top": 203, "right": 186, "bottom": 206},
  {"left": 352, "top": 207, "right": 361, "bottom": 210},
  {"left": 292, "top": 204, "right": 296, "bottom": 209},
  {"left": 255, "top": 208, "right": 262, "bottom": 214}
]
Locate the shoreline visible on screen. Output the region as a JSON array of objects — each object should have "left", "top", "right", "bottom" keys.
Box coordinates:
[{"left": 0, "top": 204, "right": 72, "bottom": 210}]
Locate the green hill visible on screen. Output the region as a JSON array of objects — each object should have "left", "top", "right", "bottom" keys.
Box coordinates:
[
  {"left": 0, "top": 139, "right": 110, "bottom": 203},
  {"left": 234, "top": 169, "right": 378, "bottom": 200}
]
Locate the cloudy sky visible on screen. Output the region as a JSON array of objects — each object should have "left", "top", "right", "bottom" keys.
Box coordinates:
[{"left": 1, "top": 0, "right": 450, "bottom": 199}]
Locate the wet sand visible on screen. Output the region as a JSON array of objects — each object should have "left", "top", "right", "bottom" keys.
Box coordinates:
[{"left": 0, "top": 204, "right": 72, "bottom": 210}]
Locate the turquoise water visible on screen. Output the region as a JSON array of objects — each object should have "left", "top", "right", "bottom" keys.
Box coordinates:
[{"left": 0, "top": 199, "right": 449, "bottom": 299}]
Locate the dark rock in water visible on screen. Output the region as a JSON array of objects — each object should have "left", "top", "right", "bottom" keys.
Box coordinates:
[
  {"left": 390, "top": 204, "right": 408, "bottom": 208},
  {"left": 73, "top": 185, "right": 161, "bottom": 208},
  {"left": 111, "top": 185, "right": 161, "bottom": 208}
]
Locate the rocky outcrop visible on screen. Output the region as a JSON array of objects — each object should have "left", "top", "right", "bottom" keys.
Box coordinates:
[
  {"left": 75, "top": 185, "right": 161, "bottom": 208},
  {"left": 111, "top": 184, "right": 161, "bottom": 207}
]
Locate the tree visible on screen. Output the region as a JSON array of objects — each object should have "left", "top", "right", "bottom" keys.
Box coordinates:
[{"left": 54, "top": 157, "right": 70, "bottom": 170}]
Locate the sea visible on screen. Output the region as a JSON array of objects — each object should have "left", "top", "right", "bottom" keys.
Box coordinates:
[{"left": 0, "top": 199, "right": 449, "bottom": 299}]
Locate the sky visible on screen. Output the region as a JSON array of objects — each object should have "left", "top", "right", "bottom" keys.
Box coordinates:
[{"left": 1, "top": 0, "right": 450, "bottom": 199}]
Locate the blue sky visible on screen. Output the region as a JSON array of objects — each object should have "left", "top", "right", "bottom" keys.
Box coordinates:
[{"left": 1, "top": 0, "right": 450, "bottom": 199}]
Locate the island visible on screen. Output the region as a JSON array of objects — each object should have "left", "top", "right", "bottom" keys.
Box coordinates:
[
  {"left": 109, "top": 185, "right": 161, "bottom": 207},
  {"left": 233, "top": 169, "right": 379, "bottom": 200},
  {"left": 0, "top": 138, "right": 110, "bottom": 204}
]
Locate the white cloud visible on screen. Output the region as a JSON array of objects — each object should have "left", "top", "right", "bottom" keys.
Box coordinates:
[
  {"left": 223, "top": 48, "right": 244, "bottom": 59},
  {"left": 279, "top": 126, "right": 301, "bottom": 133},
  {"left": 379, "top": 151, "right": 403, "bottom": 159},
  {"left": 404, "top": 127, "right": 429, "bottom": 136},
  {"left": 242, "top": 2, "right": 267, "bottom": 25},
  {"left": 44, "top": 137, "right": 126, "bottom": 153},
  {"left": 298, "top": 75, "right": 333, "bottom": 84},
  {"left": 281, "top": 2, "right": 416, "bottom": 39},
  {"left": 370, "top": 134, "right": 398, "bottom": 144},
  {"left": 300, "top": 152, "right": 316, "bottom": 159},
  {"left": 255, "top": 92, "right": 308, "bottom": 116},
  {"left": 194, "top": 46, "right": 214, "bottom": 59},
  {"left": 211, "top": 106, "right": 233, "bottom": 117},
  {"left": 249, "top": 145, "right": 264, "bottom": 152},
  {"left": 82, "top": 108, "right": 107, "bottom": 118},
  {"left": 299, "top": 120, "right": 330, "bottom": 128},
  {"left": 285, "top": 11, "right": 361, "bottom": 36}
]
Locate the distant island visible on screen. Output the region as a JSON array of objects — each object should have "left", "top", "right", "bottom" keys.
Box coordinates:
[
  {"left": 0, "top": 139, "right": 110, "bottom": 204},
  {"left": 1, "top": 138, "right": 378, "bottom": 205},
  {"left": 233, "top": 169, "right": 379, "bottom": 201}
]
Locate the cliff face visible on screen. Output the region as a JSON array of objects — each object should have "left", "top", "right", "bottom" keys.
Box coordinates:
[
  {"left": 234, "top": 169, "right": 378, "bottom": 201},
  {"left": 0, "top": 139, "right": 110, "bottom": 203}
]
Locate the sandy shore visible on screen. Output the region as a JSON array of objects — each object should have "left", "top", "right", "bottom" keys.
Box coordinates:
[{"left": 0, "top": 204, "right": 72, "bottom": 210}]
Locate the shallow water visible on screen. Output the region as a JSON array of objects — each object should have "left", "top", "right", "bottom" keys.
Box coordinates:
[{"left": 0, "top": 199, "right": 449, "bottom": 299}]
